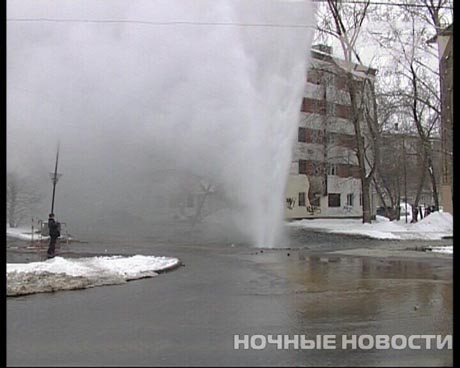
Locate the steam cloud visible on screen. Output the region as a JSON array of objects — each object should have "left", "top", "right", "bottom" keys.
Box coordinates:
[{"left": 7, "top": 0, "right": 315, "bottom": 246}]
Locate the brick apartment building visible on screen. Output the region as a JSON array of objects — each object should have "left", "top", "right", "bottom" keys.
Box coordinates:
[{"left": 285, "top": 45, "right": 378, "bottom": 219}]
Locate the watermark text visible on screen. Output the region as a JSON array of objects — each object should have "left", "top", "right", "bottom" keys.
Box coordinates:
[{"left": 233, "top": 334, "right": 452, "bottom": 350}]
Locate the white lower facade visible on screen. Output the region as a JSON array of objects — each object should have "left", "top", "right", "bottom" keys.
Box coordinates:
[{"left": 285, "top": 174, "right": 376, "bottom": 219}]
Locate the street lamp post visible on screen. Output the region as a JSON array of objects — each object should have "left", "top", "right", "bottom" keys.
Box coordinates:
[{"left": 49, "top": 143, "right": 62, "bottom": 214}]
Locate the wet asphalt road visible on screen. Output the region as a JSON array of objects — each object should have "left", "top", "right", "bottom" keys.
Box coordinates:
[{"left": 7, "top": 226, "right": 453, "bottom": 366}]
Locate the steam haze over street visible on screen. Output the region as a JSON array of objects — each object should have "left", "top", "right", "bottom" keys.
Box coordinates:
[{"left": 7, "top": 0, "right": 316, "bottom": 246}]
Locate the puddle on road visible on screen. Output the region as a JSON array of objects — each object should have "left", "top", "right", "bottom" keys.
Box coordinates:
[
  {"left": 248, "top": 250, "right": 452, "bottom": 337},
  {"left": 244, "top": 250, "right": 453, "bottom": 365}
]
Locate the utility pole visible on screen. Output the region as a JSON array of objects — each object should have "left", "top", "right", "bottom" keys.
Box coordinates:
[
  {"left": 403, "top": 134, "right": 408, "bottom": 223},
  {"left": 49, "top": 143, "right": 62, "bottom": 214}
]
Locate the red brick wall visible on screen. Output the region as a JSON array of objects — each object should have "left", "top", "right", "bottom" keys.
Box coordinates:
[
  {"left": 298, "top": 127, "right": 324, "bottom": 144},
  {"left": 299, "top": 159, "right": 360, "bottom": 179},
  {"left": 301, "top": 98, "right": 352, "bottom": 120},
  {"left": 298, "top": 128, "right": 360, "bottom": 151},
  {"left": 307, "top": 69, "right": 324, "bottom": 85},
  {"left": 299, "top": 160, "right": 325, "bottom": 176},
  {"left": 336, "top": 163, "right": 361, "bottom": 179},
  {"left": 301, "top": 98, "right": 326, "bottom": 115},
  {"left": 335, "top": 104, "right": 352, "bottom": 120},
  {"left": 335, "top": 75, "right": 348, "bottom": 90},
  {"left": 306, "top": 69, "right": 350, "bottom": 91}
]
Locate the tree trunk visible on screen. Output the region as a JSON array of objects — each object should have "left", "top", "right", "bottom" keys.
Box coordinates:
[
  {"left": 414, "top": 151, "right": 428, "bottom": 209},
  {"left": 191, "top": 185, "right": 212, "bottom": 227},
  {"left": 373, "top": 175, "right": 397, "bottom": 221},
  {"left": 347, "top": 73, "right": 373, "bottom": 223},
  {"left": 395, "top": 175, "right": 401, "bottom": 221},
  {"left": 361, "top": 177, "right": 373, "bottom": 223},
  {"left": 427, "top": 154, "right": 440, "bottom": 210}
]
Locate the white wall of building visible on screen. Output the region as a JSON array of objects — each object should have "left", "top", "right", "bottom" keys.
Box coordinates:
[
  {"left": 284, "top": 174, "right": 311, "bottom": 219},
  {"left": 322, "top": 176, "right": 362, "bottom": 217}
]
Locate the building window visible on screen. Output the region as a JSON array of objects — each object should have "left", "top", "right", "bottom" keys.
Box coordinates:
[
  {"left": 298, "top": 127, "right": 306, "bottom": 142},
  {"left": 328, "top": 193, "right": 341, "bottom": 207},
  {"left": 298, "top": 192, "right": 306, "bottom": 207},
  {"left": 299, "top": 159, "right": 307, "bottom": 174},
  {"left": 312, "top": 129, "right": 324, "bottom": 144},
  {"left": 346, "top": 193, "right": 354, "bottom": 206},
  {"left": 327, "top": 163, "right": 337, "bottom": 176}
]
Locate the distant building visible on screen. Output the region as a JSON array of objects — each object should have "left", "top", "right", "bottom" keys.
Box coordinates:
[
  {"left": 285, "top": 45, "right": 378, "bottom": 219},
  {"left": 428, "top": 24, "right": 453, "bottom": 214}
]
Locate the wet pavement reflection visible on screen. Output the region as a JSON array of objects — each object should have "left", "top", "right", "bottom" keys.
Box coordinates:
[
  {"left": 246, "top": 250, "right": 452, "bottom": 366},
  {"left": 7, "top": 229, "right": 453, "bottom": 366}
]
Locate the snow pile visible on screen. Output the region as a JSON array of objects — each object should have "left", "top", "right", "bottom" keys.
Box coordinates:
[
  {"left": 287, "top": 216, "right": 402, "bottom": 240},
  {"left": 287, "top": 212, "right": 453, "bottom": 240},
  {"left": 427, "top": 246, "right": 453, "bottom": 255},
  {"left": 410, "top": 211, "right": 453, "bottom": 234},
  {"left": 335, "top": 217, "right": 403, "bottom": 239},
  {"left": 7, "top": 255, "right": 180, "bottom": 296}
]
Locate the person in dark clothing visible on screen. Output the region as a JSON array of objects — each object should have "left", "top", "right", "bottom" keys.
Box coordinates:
[{"left": 47, "top": 213, "right": 60, "bottom": 259}]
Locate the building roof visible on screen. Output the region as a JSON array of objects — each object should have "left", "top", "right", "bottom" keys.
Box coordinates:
[{"left": 310, "top": 47, "right": 377, "bottom": 78}]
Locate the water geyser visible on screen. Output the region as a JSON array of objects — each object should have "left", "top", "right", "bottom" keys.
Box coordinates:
[{"left": 7, "top": 0, "right": 316, "bottom": 247}]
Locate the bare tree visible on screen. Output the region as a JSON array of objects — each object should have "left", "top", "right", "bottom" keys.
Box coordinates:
[
  {"left": 316, "top": 0, "right": 380, "bottom": 223},
  {"left": 146, "top": 169, "right": 224, "bottom": 225},
  {"left": 372, "top": 1, "right": 452, "bottom": 212},
  {"left": 7, "top": 171, "right": 42, "bottom": 228}
]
